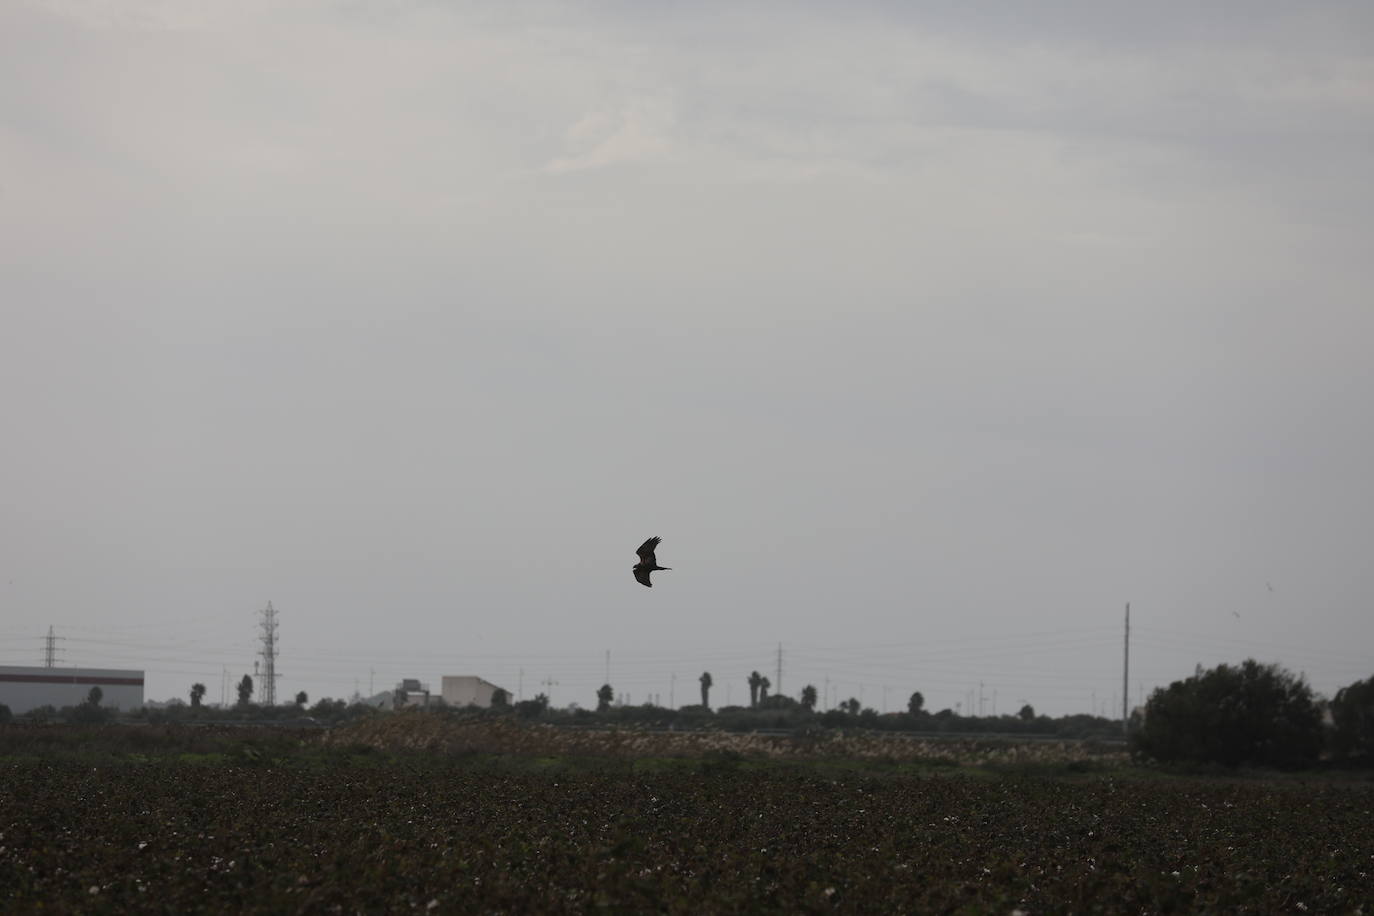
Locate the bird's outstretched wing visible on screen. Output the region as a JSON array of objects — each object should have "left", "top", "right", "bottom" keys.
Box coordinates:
[
  {"left": 633, "top": 566, "right": 654, "bottom": 588},
  {"left": 636, "top": 536, "right": 661, "bottom": 565}
]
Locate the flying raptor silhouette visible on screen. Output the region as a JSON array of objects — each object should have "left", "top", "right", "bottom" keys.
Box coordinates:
[{"left": 633, "top": 536, "right": 670, "bottom": 588}]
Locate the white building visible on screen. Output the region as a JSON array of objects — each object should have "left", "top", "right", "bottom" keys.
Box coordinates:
[
  {"left": 0, "top": 666, "right": 145, "bottom": 714},
  {"left": 440, "top": 676, "right": 509, "bottom": 708}
]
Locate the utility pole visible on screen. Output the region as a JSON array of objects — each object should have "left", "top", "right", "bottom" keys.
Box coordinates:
[
  {"left": 775, "top": 642, "right": 783, "bottom": 696},
  {"left": 979, "top": 681, "right": 987, "bottom": 717},
  {"left": 42, "top": 626, "right": 63, "bottom": 667},
  {"left": 258, "top": 602, "right": 279, "bottom": 707},
  {"left": 1122, "top": 602, "right": 1130, "bottom": 737},
  {"left": 221, "top": 666, "right": 228, "bottom": 708}
]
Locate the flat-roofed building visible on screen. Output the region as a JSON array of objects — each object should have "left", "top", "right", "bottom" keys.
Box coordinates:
[
  {"left": 440, "top": 676, "right": 509, "bottom": 708},
  {"left": 0, "top": 666, "right": 145, "bottom": 714}
]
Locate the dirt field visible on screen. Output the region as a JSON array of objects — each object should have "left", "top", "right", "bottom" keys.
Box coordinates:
[{"left": 2, "top": 723, "right": 1370, "bottom": 913}]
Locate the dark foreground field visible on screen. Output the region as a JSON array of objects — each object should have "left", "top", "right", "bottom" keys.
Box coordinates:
[{"left": 2, "top": 730, "right": 1372, "bottom": 913}]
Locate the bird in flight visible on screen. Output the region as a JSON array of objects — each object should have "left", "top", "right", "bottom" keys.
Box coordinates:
[{"left": 633, "top": 536, "right": 670, "bottom": 588}]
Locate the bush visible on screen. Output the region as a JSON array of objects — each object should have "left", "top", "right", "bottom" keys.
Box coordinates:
[
  {"left": 757, "top": 695, "right": 801, "bottom": 711},
  {"left": 1132, "top": 659, "right": 1323, "bottom": 769},
  {"left": 65, "top": 703, "right": 113, "bottom": 725},
  {"left": 1329, "top": 675, "right": 1374, "bottom": 759}
]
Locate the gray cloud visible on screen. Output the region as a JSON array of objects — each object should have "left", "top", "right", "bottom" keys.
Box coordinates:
[{"left": 2, "top": 0, "right": 1371, "bottom": 713}]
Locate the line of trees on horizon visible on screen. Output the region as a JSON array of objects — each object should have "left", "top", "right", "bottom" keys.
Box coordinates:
[{"left": 6, "top": 658, "right": 1369, "bottom": 769}]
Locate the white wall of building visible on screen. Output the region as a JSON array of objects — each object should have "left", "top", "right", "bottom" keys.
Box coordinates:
[
  {"left": 440, "top": 676, "right": 507, "bottom": 708},
  {"left": 0, "top": 666, "right": 146, "bottom": 714}
]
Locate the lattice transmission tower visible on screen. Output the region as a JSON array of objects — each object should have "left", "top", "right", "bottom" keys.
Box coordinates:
[
  {"left": 43, "top": 625, "right": 64, "bottom": 667},
  {"left": 259, "top": 602, "right": 280, "bottom": 706}
]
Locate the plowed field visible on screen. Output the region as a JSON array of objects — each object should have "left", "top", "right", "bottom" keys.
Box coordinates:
[{"left": 3, "top": 755, "right": 1370, "bottom": 913}]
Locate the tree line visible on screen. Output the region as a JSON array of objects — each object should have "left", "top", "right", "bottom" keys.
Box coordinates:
[
  {"left": 1130, "top": 659, "right": 1373, "bottom": 769},
  {"left": 4, "top": 657, "right": 1369, "bottom": 769}
]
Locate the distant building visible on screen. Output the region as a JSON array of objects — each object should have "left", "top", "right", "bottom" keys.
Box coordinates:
[
  {"left": 440, "top": 676, "right": 509, "bottom": 708},
  {"left": 393, "top": 678, "right": 431, "bottom": 709},
  {"left": 0, "top": 666, "right": 145, "bottom": 714}
]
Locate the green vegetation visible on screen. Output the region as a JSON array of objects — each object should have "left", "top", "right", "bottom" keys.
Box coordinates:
[
  {"left": 1330, "top": 675, "right": 1374, "bottom": 761},
  {"left": 236, "top": 673, "right": 254, "bottom": 707},
  {"left": 11, "top": 657, "right": 1374, "bottom": 772},
  {"left": 1132, "top": 659, "right": 1324, "bottom": 768}
]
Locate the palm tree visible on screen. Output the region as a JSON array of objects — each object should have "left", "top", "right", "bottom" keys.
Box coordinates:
[
  {"left": 237, "top": 674, "right": 254, "bottom": 707},
  {"left": 748, "top": 671, "right": 762, "bottom": 707},
  {"left": 190, "top": 683, "right": 207, "bottom": 709},
  {"left": 699, "top": 672, "right": 713, "bottom": 709},
  {"left": 759, "top": 677, "right": 771, "bottom": 702},
  {"left": 597, "top": 683, "right": 614, "bottom": 712},
  {"left": 86, "top": 686, "right": 103, "bottom": 707},
  {"left": 295, "top": 691, "right": 308, "bottom": 708},
  {"left": 908, "top": 691, "right": 925, "bottom": 715},
  {"left": 801, "top": 684, "right": 818, "bottom": 711}
]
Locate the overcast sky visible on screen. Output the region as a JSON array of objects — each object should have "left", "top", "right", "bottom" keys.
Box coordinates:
[{"left": 3, "top": 1, "right": 1372, "bottom": 715}]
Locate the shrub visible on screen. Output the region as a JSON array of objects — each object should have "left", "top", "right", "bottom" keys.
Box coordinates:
[
  {"left": 65, "top": 703, "right": 113, "bottom": 725},
  {"left": 1132, "top": 659, "right": 1322, "bottom": 769},
  {"left": 1328, "top": 675, "right": 1374, "bottom": 759}
]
